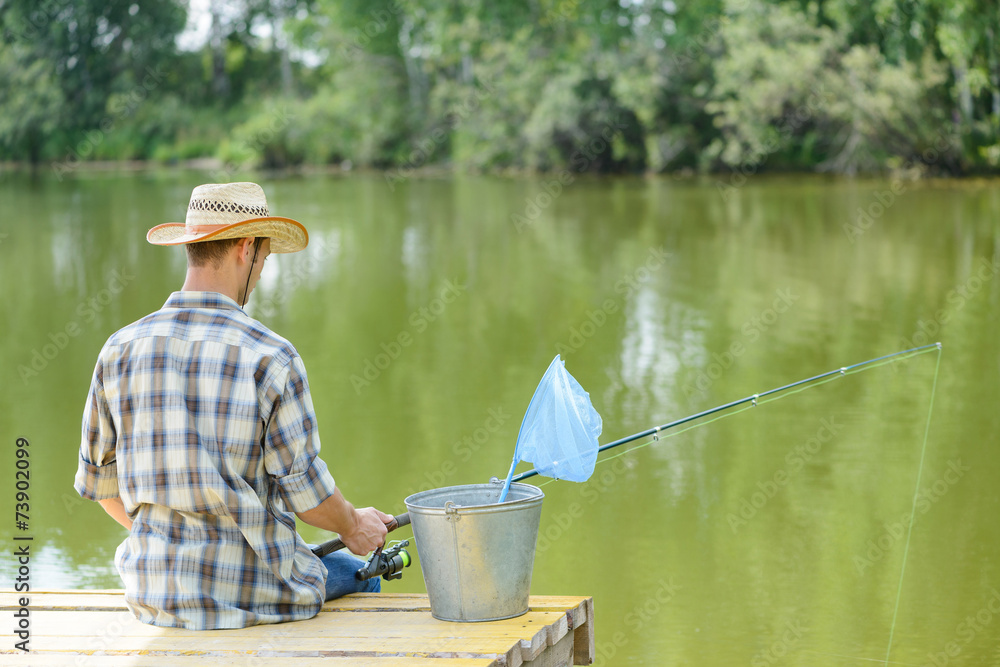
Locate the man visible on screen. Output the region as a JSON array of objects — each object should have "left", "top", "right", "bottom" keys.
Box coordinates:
[{"left": 74, "top": 182, "right": 392, "bottom": 629}]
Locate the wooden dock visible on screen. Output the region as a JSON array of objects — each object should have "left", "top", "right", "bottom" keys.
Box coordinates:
[{"left": 1, "top": 590, "right": 594, "bottom": 666}]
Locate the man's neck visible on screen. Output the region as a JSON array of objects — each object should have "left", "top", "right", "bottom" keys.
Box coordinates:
[{"left": 182, "top": 267, "right": 240, "bottom": 303}]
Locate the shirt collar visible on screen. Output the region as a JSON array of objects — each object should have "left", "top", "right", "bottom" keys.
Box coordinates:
[{"left": 163, "top": 291, "right": 244, "bottom": 313}]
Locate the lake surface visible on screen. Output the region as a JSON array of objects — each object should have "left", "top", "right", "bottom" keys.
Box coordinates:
[{"left": 1, "top": 170, "right": 998, "bottom": 665}]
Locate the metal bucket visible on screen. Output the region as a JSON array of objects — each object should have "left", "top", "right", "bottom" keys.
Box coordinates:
[{"left": 404, "top": 481, "right": 544, "bottom": 622}]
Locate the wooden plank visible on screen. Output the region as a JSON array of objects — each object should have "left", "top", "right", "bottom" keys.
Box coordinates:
[
  {"left": 1, "top": 634, "right": 518, "bottom": 659},
  {"left": 0, "top": 593, "right": 426, "bottom": 613},
  {"left": 24, "top": 607, "right": 567, "bottom": 635},
  {"left": 572, "top": 597, "right": 595, "bottom": 665},
  {"left": 325, "top": 595, "right": 593, "bottom": 614},
  {"left": 12, "top": 612, "right": 555, "bottom": 664},
  {"left": 1, "top": 592, "right": 590, "bottom": 614},
  {"left": 0, "top": 593, "right": 130, "bottom": 611},
  {"left": 0, "top": 591, "right": 593, "bottom": 666},
  {"left": 518, "top": 612, "right": 564, "bottom": 662},
  {"left": 323, "top": 593, "right": 430, "bottom": 612},
  {"left": 1, "top": 656, "right": 496, "bottom": 666},
  {"left": 523, "top": 631, "right": 574, "bottom": 667}
]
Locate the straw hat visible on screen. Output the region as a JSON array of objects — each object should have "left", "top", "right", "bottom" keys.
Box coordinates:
[{"left": 147, "top": 182, "right": 308, "bottom": 253}]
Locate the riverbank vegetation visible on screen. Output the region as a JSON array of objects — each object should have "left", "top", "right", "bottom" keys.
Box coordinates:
[{"left": 1, "top": 0, "right": 998, "bottom": 175}]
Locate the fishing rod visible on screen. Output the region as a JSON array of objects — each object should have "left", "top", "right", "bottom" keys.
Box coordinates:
[
  {"left": 511, "top": 342, "right": 942, "bottom": 483},
  {"left": 312, "top": 343, "right": 940, "bottom": 557},
  {"left": 311, "top": 513, "right": 412, "bottom": 581}
]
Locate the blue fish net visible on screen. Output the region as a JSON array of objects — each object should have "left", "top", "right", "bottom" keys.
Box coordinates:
[{"left": 499, "top": 355, "right": 602, "bottom": 501}]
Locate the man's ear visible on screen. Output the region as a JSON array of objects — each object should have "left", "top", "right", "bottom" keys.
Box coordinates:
[{"left": 236, "top": 237, "right": 255, "bottom": 263}]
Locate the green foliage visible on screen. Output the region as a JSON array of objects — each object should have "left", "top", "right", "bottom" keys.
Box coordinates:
[
  {"left": 522, "top": 66, "right": 646, "bottom": 172},
  {"left": 147, "top": 101, "right": 226, "bottom": 163},
  {"left": 705, "top": 2, "right": 953, "bottom": 173},
  {"left": 432, "top": 28, "right": 546, "bottom": 171},
  {"left": 219, "top": 102, "right": 298, "bottom": 168},
  {"left": 820, "top": 46, "right": 952, "bottom": 173},
  {"left": 289, "top": 61, "right": 409, "bottom": 167},
  {"left": 706, "top": 4, "right": 841, "bottom": 169},
  {"left": 0, "top": 0, "right": 186, "bottom": 156},
  {"left": 0, "top": 0, "right": 997, "bottom": 174},
  {"left": 0, "top": 42, "right": 64, "bottom": 162}
]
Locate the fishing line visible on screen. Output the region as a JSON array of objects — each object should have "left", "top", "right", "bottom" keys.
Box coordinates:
[
  {"left": 530, "top": 343, "right": 943, "bottom": 665},
  {"left": 883, "top": 345, "right": 943, "bottom": 666},
  {"left": 531, "top": 343, "right": 941, "bottom": 488},
  {"left": 678, "top": 624, "right": 925, "bottom": 666},
  {"left": 527, "top": 344, "right": 942, "bottom": 665}
]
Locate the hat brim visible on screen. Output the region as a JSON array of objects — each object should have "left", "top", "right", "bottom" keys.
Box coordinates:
[{"left": 147, "top": 217, "right": 308, "bottom": 254}]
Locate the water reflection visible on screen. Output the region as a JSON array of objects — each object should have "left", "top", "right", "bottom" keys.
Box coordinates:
[{"left": 619, "top": 284, "right": 679, "bottom": 415}]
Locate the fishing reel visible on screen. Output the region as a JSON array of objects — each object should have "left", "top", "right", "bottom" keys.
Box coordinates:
[{"left": 356, "top": 540, "right": 411, "bottom": 582}]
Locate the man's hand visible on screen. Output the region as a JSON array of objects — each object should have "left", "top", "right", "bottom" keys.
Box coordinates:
[
  {"left": 340, "top": 507, "right": 393, "bottom": 555},
  {"left": 296, "top": 489, "right": 393, "bottom": 555}
]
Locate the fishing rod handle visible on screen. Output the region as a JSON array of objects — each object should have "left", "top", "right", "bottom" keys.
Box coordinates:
[{"left": 310, "top": 512, "right": 410, "bottom": 559}]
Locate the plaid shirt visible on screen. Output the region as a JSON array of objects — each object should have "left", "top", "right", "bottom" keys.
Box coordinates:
[{"left": 74, "top": 291, "right": 338, "bottom": 629}]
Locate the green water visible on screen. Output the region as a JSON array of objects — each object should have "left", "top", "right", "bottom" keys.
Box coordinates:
[{"left": 1, "top": 170, "right": 998, "bottom": 665}]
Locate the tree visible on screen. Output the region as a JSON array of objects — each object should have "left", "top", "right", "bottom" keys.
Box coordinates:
[
  {"left": 705, "top": 0, "right": 952, "bottom": 174},
  {"left": 0, "top": 0, "right": 186, "bottom": 162},
  {"left": 0, "top": 42, "right": 63, "bottom": 163}
]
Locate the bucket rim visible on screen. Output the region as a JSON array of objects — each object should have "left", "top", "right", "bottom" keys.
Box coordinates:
[{"left": 404, "top": 481, "right": 544, "bottom": 511}]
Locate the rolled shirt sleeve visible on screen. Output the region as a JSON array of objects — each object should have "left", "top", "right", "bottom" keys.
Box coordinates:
[
  {"left": 264, "top": 355, "right": 337, "bottom": 513},
  {"left": 75, "top": 357, "right": 121, "bottom": 501}
]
